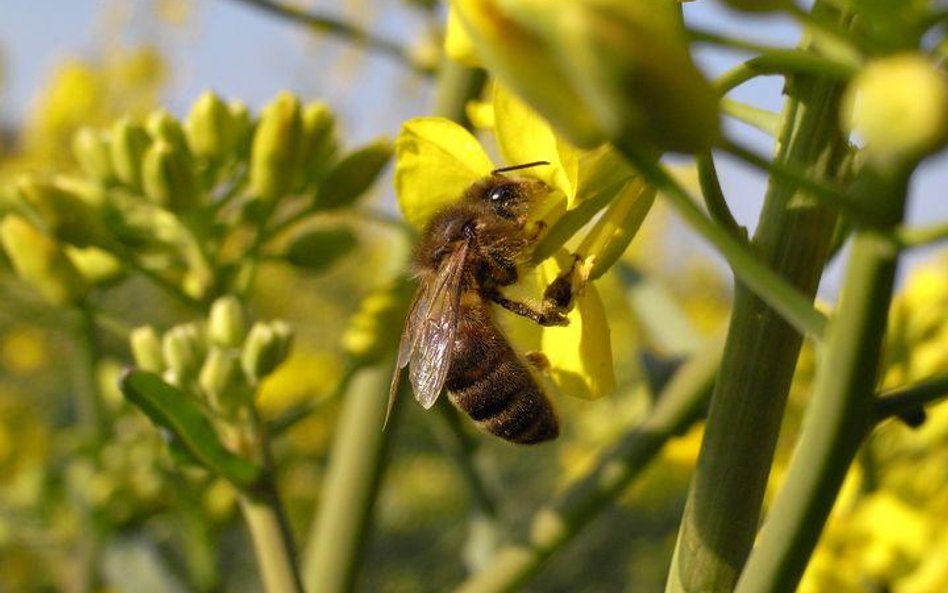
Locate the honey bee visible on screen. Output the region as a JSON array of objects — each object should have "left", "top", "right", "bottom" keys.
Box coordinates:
[{"left": 388, "top": 161, "right": 576, "bottom": 444}]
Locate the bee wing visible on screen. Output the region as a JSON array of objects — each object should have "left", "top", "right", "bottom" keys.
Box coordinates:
[{"left": 385, "top": 241, "right": 468, "bottom": 426}]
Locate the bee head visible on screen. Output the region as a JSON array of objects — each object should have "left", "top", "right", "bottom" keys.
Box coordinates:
[{"left": 474, "top": 161, "right": 551, "bottom": 220}]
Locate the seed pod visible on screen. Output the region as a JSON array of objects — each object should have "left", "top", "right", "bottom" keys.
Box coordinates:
[
  {"left": 248, "top": 92, "right": 303, "bottom": 201},
  {"left": 0, "top": 215, "right": 89, "bottom": 306}
]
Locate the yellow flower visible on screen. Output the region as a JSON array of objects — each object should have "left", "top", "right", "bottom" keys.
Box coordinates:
[{"left": 393, "top": 85, "right": 621, "bottom": 400}]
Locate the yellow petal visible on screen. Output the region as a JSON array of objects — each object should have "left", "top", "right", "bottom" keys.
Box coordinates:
[
  {"left": 393, "top": 117, "right": 494, "bottom": 229},
  {"left": 493, "top": 84, "right": 579, "bottom": 206},
  {"left": 445, "top": 7, "right": 482, "bottom": 67}
]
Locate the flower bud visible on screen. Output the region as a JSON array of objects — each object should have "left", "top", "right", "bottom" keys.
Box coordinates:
[
  {"left": 554, "top": 1, "right": 719, "bottom": 152},
  {"left": 146, "top": 109, "right": 191, "bottom": 157},
  {"left": 299, "top": 101, "right": 337, "bottom": 185},
  {"left": 110, "top": 117, "right": 151, "bottom": 191},
  {"left": 72, "top": 127, "right": 115, "bottom": 182},
  {"left": 184, "top": 91, "right": 235, "bottom": 164},
  {"left": 317, "top": 138, "right": 392, "bottom": 209},
  {"left": 162, "top": 323, "right": 206, "bottom": 381},
  {"left": 130, "top": 325, "right": 166, "bottom": 373},
  {"left": 199, "top": 348, "right": 248, "bottom": 413},
  {"left": 141, "top": 140, "right": 200, "bottom": 211},
  {"left": 342, "top": 278, "right": 413, "bottom": 363},
  {"left": 248, "top": 92, "right": 303, "bottom": 201},
  {"left": 207, "top": 295, "right": 247, "bottom": 348},
  {"left": 842, "top": 53, "right": 948, "bottom": 166},
  {"left": 227, "top": 100, "right": 254, "bottom": 158},
  {"left": 16, "top": 177, "right": 113, "bottom": 248},
  {"left": 0, "top": 215, "right": 89, "bottom": 306},
  {"left": 241, "top": 321, "right": 294, "bottom": 382},
  {"left": 576, "top": 178, "right": 655, "bottom": 280},
  {"left": 66, "top": 246, "right": 125, "bottom": 285}
]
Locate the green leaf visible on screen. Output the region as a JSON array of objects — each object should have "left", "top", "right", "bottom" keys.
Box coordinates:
[
  {"left": 283, "top": 226, "right": 357, "bottom": 271},
  {"left": 317, "top": 138, "right": 393, "bottom": 210},
  {"left": 119, "top": 369, "right": 262, "bottom": 489}
]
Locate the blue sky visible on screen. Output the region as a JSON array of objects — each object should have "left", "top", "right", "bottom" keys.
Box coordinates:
[{"left": 2, "top": 0, "right": 946, "bottom": 292}]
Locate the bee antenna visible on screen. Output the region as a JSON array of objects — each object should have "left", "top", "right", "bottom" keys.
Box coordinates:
[{"left": 491, "top": 160, "right": 551, "bottom": 175}]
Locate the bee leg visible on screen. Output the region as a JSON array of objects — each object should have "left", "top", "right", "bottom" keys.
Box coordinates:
[
  {"left": 541, "top": 253, "right": 583, "bottom": 314},
  {"left": 525, "top": 351, "right": 551, "bottom": 371},
  {"left": 487, "top": 289, "right": 569, "bottom": 326}
]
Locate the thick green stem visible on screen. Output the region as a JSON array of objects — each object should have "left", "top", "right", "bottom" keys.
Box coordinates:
[
  {"left": 302, "top": 364, "right": 394, "bottom": 593},
  {"left": 664, "top": 5, "right": 851, "bottom": 592},
  {"left": 432, "top": 59, "right": 487, "bottom": 128},
  {"left": 734, "top": 170, "right": 908, "bottom": 593},
  {"left": 452, "top": 337, "right": 721, "bottom": 593},
  {"left": 241, "top": 477, "right": 306, "bottom": 593}
]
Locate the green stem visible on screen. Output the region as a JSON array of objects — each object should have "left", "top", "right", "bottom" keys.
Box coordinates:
[
  {"left": 227, "top": 0, "right": 427, "bottom": 74},
  {"left": 664, "top": 5, "right": 851, "bottom": 590},
  {"left": 432, "top": 59, "right": 488, "bottom": 128},
  {"left": 74, "top": 304, "right": 107, "bottom": 442},
  {"left": 688, "top": 27, "right": 788, "bottom": 54},
  {"left": 696, "top": 152, "right": 746, "bottom": 241},
  {"left": 240, "top": 474, "right": 306, "bottom": 593},
  {"left": 617, "top": 147, "right": 828, "bottom": 341},
  {"left": 714, "top": 51, "right": 857, "bottom": 95},
  {"left": 874, "top": 372, "right": 948, "bottom": 423},
  {"left": 302, "top": 364, "right": 395, "bottom": 593},
  {"left": 452, "top": 336, "right": 722, "bottom": 593},
  {"left": 892, "top": 219, "right": 948, "bottom": 248},
  {"left": 721, "top": 139, "right": 873, "bottom": 225},
  {"left": 734, "top": 169, "right": 908, "bottom": 593},
  {"left": 721, "top": 99, "right": 781, "bottom": 137}
]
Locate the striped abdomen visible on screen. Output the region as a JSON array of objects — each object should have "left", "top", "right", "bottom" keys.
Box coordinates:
[{"left": 445, "top": 298, "right": 558, "bottom": 444}]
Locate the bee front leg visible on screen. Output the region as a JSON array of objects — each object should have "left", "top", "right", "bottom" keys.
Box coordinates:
[
  {"left": 541, "top": 253, "right": 583, "bottom": 314},
  {"left": 487, "top": 289, "right": 569, "bottom": 326}
]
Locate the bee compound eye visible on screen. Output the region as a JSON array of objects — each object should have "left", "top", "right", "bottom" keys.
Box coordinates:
[{"left": 487, "top": 184, "right": 516, "bottom": 203}]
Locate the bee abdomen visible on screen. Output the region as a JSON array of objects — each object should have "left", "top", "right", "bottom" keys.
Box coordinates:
[{"left": 449, "top": 358, "right": 558, "bottom": 445}]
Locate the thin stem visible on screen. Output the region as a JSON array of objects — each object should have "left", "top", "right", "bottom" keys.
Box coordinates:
[
  {"left": 714, "top": 51, "right": 857, "bottom": 95},
  {"left": 787, "top": 3, "right": 869, "bottom": 61},
  {"left": 453, "top": 336, "right": 722, "bottom": 593},
  {"left": 617, "top": 146, "right": 829, "bottom": 341},
  {"left": 892, "top": 220, "right": 948, "bottom": 248},
  {"left": 734, "top": 167, "right": 909, "bottom": 593},
  {"left": 696, "top": 152, "right": 746, "bottom": 241},
  {"left": 688, "top": 26, "right": 788, "bottom": 54},
  {"left": 227, "top": 0, "right": 428, "bottom": 74},
  {"left": 721, "top": 99, "right": 781, "bottom": 137},
  {"left": 722, "top": 138, "right": 877, "bottom": 226},
  {"left": 302, "top": 364, "right": 395, "bottom": 593},
  {"left": 874, "top": 373, "right": 948, "bottom": 423},
  {"left": 240, "top": 465, "right": 306, "bottom": 593}
]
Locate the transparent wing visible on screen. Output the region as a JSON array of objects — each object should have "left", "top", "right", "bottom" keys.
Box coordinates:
[
  {"left": 385, "top": 286, "right": 424, "bottom": 429},
  {"left": 409, "top": 242, "right": 468, "bottom": 409}
]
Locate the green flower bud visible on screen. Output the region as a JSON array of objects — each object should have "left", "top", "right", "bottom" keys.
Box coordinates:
[
  {"left": 146, "top": 109, "right": 191, "bottom": 157},
  {"left": 248, "top": 92, "right": 303, "bottom": 201},
  {"left": 199, "top": 348, "right": 248, "bottom": 413},
  {"left": 241, "top": 320, "right": 294, "bottom": 382},
  {"left": 227, "top": 100, "right": 254, "bottom": 158},
  {"left": 16, "top": 177, "right": 113, "bottom": 248},
  {"left": 342, "top": 277, "right": 413, "bottom": 363},
  {"left": 300, "top": 102, "right": 337, "bottom": 184},
  {"left": 207, "top": 295, "right": 247, "bottom": 348},
  {"left": 130, "top": 325, "right": 166, "bottom": 373},
  {"left": 141, "top": 140, "right": 201, "bottom": 210},
  {"left": 842, "top": 53, "right": 948, "bottom": 166},
  {"left": 72, "top": 127, "right": 115, "bottom": 182},
  {"left": 110, "top": 117, "right": 151, "bottom": 191},
  {"left": 184, "top": 91, "right": 235, "bottom": 164},
  {"left": 555, "top": 0, "right": 719, "bottom": 153},
  {"left": 0, "top": 215, "right": 89, "bottom": 306},
  {"left": 162, "top": 323, "right": 206, "bottom": 381},
  {"left": 65, "top": 246, "right": 125, "bottom": 285}
]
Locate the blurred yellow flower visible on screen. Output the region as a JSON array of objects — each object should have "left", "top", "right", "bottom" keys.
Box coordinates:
[{"left": 1, "top": 326, "right": 49, "bottom": 375}]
